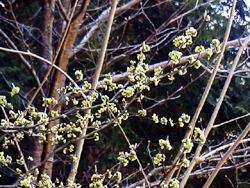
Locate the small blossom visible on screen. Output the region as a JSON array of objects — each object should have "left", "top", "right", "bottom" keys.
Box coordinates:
[
  {"left": 11, "top": 83, "right": 20, "bottom": 97},
  {"left": 178, "top": 67, "right": 187, "bottom": 75},
  {"left": 0, "top": 96, "right": 7, "bottom": 106},
  {"left": 181, "top": 113, "right": 191, "bottom": 123},
  {"left": 194, "top": 60, "right": 201, "bottom": 69},
  {"left": 118, "top": 152, "right": 129, "bottom": 167},
  {"left": 169, "top": 118, "right": 174, "bottom": 126},
  {"left": 128, "top": 150, "right": 137, "bottom": 161},
  {"left": 137, "top": 52, "right": 146, "bottom": 62},
  {"left": 27, "top": 156, "right": 33, "bottom": 161},
  {"left": 42, "top": 97, "right": 57, "bottom": 107},
  {"left": 94, "top": 133, "right": 99, "bottom": 141},
  {"left": 185, "top": 36, "right": 193, "bottom": 45},
  {"left": 114, "top": 171, "right": 122, "bottom": 183},
  {"left": 160, "top": 183, "right": 168, "bottom": 188},
  {"left": 205, "top": 47, "right": 213, "bottom": 59},
  {"left": 154, "top": 153, "right": 165, "bottom": 166},
  {"left": 140, "top": 41, "right": 150, "bottom": 52},
  {"left": 122, "top": 86, "right": 135, "bottom": 98},
  {"left": 195, "top": 45, "right": 205, "bottom": 53},
  {"left": 168, "top": 74, "right": 175, "bottom": 81},
  {"left": 210, "top": 39, "right": 220, "bottom": 49},
  {"left": 169, "top": 178, "right": 180, "bottom": 188},
  {"left": 68, "top": 145, "right": 75, "bottom": 152},
  {"left": 75, "top": 70, "right": 83, "bottom": 81},
  {"left": 215, "top": 46, "right": 221, "bottom": 53},
  {"left": 181, "top": 138, "right": 193, "bottom": 153},
  {"left": 204, "top": 11, "right": 211, "bottom": 21},
  {"left": 50, "top": 110, "right": 59, "bottom": 117},
  {"left": 70, "top": 154, "right": 78, "bottom": 162},
  {"left": 186, "top": 27, "right": 197, "bottom": 37},
  {"left": 173, "top": 35, "right": 187, "bottom": 48},
  {"left": 159, "top": 137, "right": 172, "bottom": 150},
  {"left": 187, "top": 55, "right": 195, "bottom": 64},
  {"left": 72, "top": 98, "right": 79, "bottom": 105},
  {"left": 160, "top": 117, "right": 168, "bottom": 125},
  {"left": 138, "top": 109, "right": 147, "bottom": 116},
  {"left": 181, "top": 157, "right": 190, "bottom": 168},
  {"left": 179, "top": 121, "right": 184, "bottom": 127},
  {"left": 194, "top": 127, "right": 206, "bottom": 143},
  {"left": 169, "top": 51, "right": 182, "bottom": 64},
  {"left": 152, "top": 113, "right": 159, "bottom": 123}
]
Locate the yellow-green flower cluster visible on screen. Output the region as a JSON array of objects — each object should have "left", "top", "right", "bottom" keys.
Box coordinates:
[
  {"left": 137, "top": 52, "right": 146, "bottom": 62},
  {"left": 37, "top": 174, "right": 54, "bottom": 187},
  {"left": 186, "top": 27, "right": 197, "bottom": 37},
  {"left": 42, "top": 97, "right": 58, "bottom": 107},
  {"left": 169, "top": 51, "right": 183, "bottom": 65},
  {"left": 173, "top": 27, "right": 197, "bottom": 49},
  {"left": 122, "top": 86, "right": 135, "bottom": 98},
  {"left": 113, "top": 171, "right": 122, "bottom": 183},
  {"left": 128, "top": 60, "right": 149, "bottom": 83},
  {"left": 195, "top": 45, "right": 205, "bottom": 53},
  {"left": 150, "top": 66, "right": 163, "bottom": 86},
  {"left": 66, "top": 179, "right": 81, "bottom": 188},
  {"left": 75, "top": 70, "right": 83, "bottom": 81},
  {"left": 16, "top": 157, "right": 24, "bottom": 165},
  {"left": 95, "top": 96, "right": 118, "bottom": 118},
  {"left": 0, "top": 152, "right": 12, "bottom": 166},
  {"left": 152, "top": 113, "right": 159, "bottom": 123},
  {"left": 50, "top": 110, "right": 59, "bottom": 117},
  {"left": 29, "top": 111, "right": 49, "bottom": 126},
  {"left": 70, "top": 154, "right": 78, "bottom": 162},
  {"left": 19, "top": 174, "right": 36, "bottom": 188},
  {"left": 138, "top": 109, "right": 147, "bottom": 116},
  {"left": 90, "top": 173, "right": 106, "bottom": 188},
  {"left": 2, "top": 136, "right": 14, "bottom": 149},
  {"left": 181, "top": 138, "right": 194, "bottom": 154},
  {"left": 1, "top": 110, "right": 35, "bottom": 128},
  {"left": 178, "top": 66, "right": 187, "bottom": 76},
  {"left": 178, "top": 113, "right": 190, "bottom": 127},
  {"left": 160, "top": 117, "right": 168, "bottom": 125},
  {"left": 160, "top": 182, "right": 168, "bottom": 188},
  {"left": 140, "top": 41, "right": 151, "bottom": 52},
  {"left": 210, "top": 39, "right": 221, "bottom": 53},
  {"left": 117, "top": 147, "right": 137, "bottom": 167},
  {"left": 152, "top": 113, "right": 190, "bottom": 127},
  {"left": 181, "top": 156, "right": 190, "bottom": 168},
  {"left": 169, "top": 178, "right": 180, "bottom": 188},
  {"left": 16, "top": 132, "right": 24, "bottom": 141},
  {"left": 101, "top": 73, "right": 122, "bottom": 91},
  {"left": 159, "top": 137, "right": 172, "bottom": 150},
  {"left": 194, "top": 60, "right": 201, "bottom": 69},
  {"left": 204, "top": 11, "right": 211, "bottom": 21},
  {"left": 187, "top": 55, "right": 195, "bottom": 64},
  {"left": 206, "top": 48, "right": 213, "bottom": 59},
  {"left": 154, "top": 153, "right": 165, "bottom": 166},
  {"left": 168, "top": 73, "right": 175, "bottom": 81},
  {"left": 94, "top": 132, "right": 99, "bottom": 141},
  {"left": 11, "top": 83, "right": 20, "bottom": 97},
  {"left": 82, "top": 81, "right": 92, "bottom": 93},
  {"left": 27, "top": 156, "right": 34, "bottom": 161},
  {"left": 0, "top": 95, "right": 10, "bottom": 107},
  {"left": 193, "top": 127, "right": 206, "bottom": 143},
  {"left": 1, "top": 119, "right": 10, "bottom": 129}
]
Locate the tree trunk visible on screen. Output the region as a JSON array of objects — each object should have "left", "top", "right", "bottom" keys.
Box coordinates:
[
  {"left": 29, "top": 0, "right": 55, "bottom": 180},
  {"left": 40, "top": 0, "right": 90, "bottom": 178}
]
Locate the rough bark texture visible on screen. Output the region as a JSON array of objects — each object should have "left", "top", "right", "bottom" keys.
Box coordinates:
[
  {"left": 40, "top": 0, "right": 90, "bottom": 178},
  {"left": 35, "top": 0, "right": 55, "bottom": 179}
]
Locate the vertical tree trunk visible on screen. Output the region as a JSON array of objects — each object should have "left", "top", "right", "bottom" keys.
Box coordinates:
[
  {"left": 29, "top": 0, "right": 55, "bottom": 180},
  {"left": 40, "top": 0, "right": 90, "bottom": 178}
]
